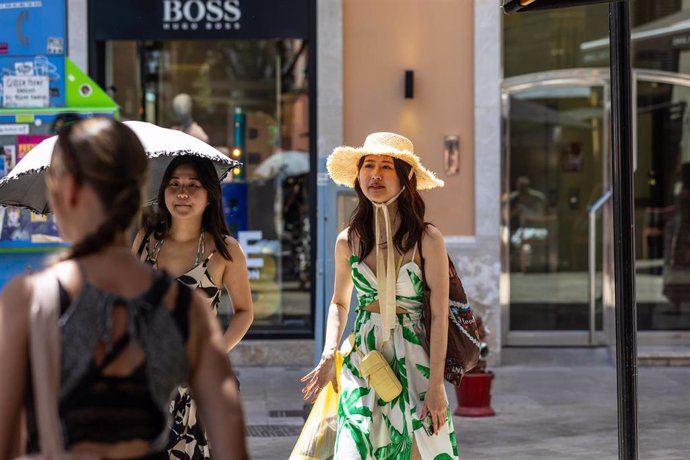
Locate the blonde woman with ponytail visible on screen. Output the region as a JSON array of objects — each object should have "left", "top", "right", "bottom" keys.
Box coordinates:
[{"left": 0, "top": 118, "right": 247, "bottom": 460}]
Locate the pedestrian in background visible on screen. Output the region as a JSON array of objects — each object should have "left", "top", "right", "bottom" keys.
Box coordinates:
[
  {"left": 0, "top": 118, "right": 247, "bottom": 460},
  {"left": 301, "top": 132, "right": 458, "bottom": 459},
  {"left": 134, "top": 155, "right": 253, "bottom": 460}
]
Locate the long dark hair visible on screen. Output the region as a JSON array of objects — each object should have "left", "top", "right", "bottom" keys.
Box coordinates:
[
  {"left": 54, "top": 118, "right": 149, "bottom": 259},
  {"left": 347, "top": 157, "right": 428, "bottom": 260},
  {"left": 148, "top": 156, "right": 231, "bottom": 260}
]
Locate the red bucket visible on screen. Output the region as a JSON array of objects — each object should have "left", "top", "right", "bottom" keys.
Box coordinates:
[{"left": 454, "top": 372, "right": 495, "bottom": 417}]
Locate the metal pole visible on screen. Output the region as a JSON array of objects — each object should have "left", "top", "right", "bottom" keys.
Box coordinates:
[{"left": 608, "top": 2, "right": 639, "bottom": 459}]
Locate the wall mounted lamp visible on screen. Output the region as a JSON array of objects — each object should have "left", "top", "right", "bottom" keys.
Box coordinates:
[{"left": 404, "top": 70, "right": 414, "bottom": 99}]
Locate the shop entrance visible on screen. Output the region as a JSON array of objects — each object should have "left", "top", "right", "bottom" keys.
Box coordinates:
[{"left": 502, "top": 69, "right": 690, "bottom": 346}]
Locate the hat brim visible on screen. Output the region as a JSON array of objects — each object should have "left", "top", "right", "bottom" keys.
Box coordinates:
[{"left": 327, "top": 145, "right": 444, "bottom": 190}]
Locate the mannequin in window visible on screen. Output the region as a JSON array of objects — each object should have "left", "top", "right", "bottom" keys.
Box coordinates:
[{"left": 172, "top": 93, "right": 209, "bottom": 143}]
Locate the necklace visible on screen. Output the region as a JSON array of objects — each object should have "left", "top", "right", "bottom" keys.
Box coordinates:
[
  {"left": 194, "top": 230, "right": 205, "bottom": 266},
  {"left": 152, "top": 230, "right": 205, "bottom": 267}
]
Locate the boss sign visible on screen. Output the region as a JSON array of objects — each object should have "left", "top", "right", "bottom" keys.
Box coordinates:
[{"left": 163, "top": 0, "right": 241, "bottom": 23}]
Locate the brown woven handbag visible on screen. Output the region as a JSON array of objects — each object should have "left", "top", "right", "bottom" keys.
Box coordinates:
[{"left": 419, "top": 240, "right": 482, "bottom": 385}]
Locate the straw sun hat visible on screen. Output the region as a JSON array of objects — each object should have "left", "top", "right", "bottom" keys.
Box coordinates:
[{"left": 327, "top": 132, "right": 445, "bottom": 190}]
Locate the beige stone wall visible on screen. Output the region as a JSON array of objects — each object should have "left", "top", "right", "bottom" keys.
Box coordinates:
[{"left": 343, "top": 0, "right": 475, "bottom": 236}]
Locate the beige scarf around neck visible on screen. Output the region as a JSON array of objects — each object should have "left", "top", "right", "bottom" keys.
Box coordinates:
[{"left": 370, "top": 186, "right": 405, "bottom": 342}]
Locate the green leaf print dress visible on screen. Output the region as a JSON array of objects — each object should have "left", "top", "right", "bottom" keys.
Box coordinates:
[{"left": 335, "top": 249, "right": 459, "bottom": 460}]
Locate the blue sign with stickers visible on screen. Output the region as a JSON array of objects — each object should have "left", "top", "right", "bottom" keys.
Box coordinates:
[
  {"left": 0, "top": 1, "right": 66, "bottom": 57},
  {"left": 0, "top": 1, "right": 66, "bottom": 108}
]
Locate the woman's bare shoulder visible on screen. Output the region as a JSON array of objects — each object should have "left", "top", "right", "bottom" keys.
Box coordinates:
[
  {"left": 0, "top": 264, "right": 68, "bottom": 322},
  {"left": 220, "top": 235, "right": 247, "bottom": 262},
  {"left": 0, "top": 273, "right": 32, "bottom": 313},
  {"left": 336, "top": 228, "right": 352, "bottom": 255},
  {"left": 337, "top": 227, "right": 350, "bottom": 243},
  {"left": 422, "top": 224, "right": 446, "bottom": 252},
  {"left": 222, "top": 234, "right": 241, "bottom": 250},
  {"left": 423, "top": 224, "right": 444, "bottom": 241},
  {"left": 132, "top": 227, "right": 157, "bottom": 255}
]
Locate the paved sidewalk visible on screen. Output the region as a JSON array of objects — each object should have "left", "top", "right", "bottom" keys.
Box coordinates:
[{"left": 239, "top": 348, "right": 690, "bottom": 459}]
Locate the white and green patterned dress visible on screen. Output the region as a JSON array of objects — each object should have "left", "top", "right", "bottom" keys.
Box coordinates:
[{"left": 335, "top": 251, "right": 458, "bottom": 460}]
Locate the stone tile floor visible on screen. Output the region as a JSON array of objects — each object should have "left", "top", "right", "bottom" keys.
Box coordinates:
[{"left": 239, "top": 348, "right": 690, "bottom": 459}]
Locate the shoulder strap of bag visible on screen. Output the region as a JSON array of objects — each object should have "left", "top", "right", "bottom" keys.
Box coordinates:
[
  {"left": 418, "top": 233, "right": 426, "bottom": 285},
  {"left": 418, "top": 227, "right": 454, "bottom": 286},
  {"left": 28, "top": 269, "right": 66, "bottom": 456},
  {"left": 136, "top": 227, "right": 154, "bottom": 259}
]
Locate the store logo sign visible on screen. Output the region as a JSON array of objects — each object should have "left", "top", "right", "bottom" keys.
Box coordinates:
[{"left": 162, "top": 0, "right": 241, "bottom": 31}]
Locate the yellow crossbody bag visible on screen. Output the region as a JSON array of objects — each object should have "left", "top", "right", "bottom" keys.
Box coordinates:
[{"left": 347, "top": 334, "right": 402, "bottom": 403}]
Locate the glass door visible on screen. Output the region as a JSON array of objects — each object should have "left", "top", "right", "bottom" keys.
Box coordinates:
[
  {"left": 634, "top": 73, "right": 690, "bottom": 341},
  {"left": 502, "top": 80, "right": 608, "bottom": 345}
]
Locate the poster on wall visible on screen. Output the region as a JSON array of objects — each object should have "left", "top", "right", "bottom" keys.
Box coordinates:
[
  {"left": 0, "top": 207, "right": 30, "bottom": 241},
  {"left": 3, "top": 145, "right": 16, "bottom": 170},
  {"left": 16, "top": 134, "right": 49, "bottom": 163},
  {"left": 0, "top": 207, "right": 60, "bottom": 244},
  {"left": 30, "top": 211, "right": 60, "bottom": 243}
]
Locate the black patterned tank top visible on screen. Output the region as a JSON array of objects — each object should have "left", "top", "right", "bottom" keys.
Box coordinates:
[{"left": 140, "top": 232, "right": 221, "bottom": 316}]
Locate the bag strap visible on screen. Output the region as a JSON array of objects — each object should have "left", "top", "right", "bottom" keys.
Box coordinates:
[
  {"left": 418, "top": 235, "right": 425, "bottom": 282},
  {"left": 136, "top": 227, "right": 154, "bottom": 259},
  {"left": 418, "top": 228, "right": 456, "bottom": 284},
  {"left": 28, "top": 269, "right": 66, "bottom": 456}
]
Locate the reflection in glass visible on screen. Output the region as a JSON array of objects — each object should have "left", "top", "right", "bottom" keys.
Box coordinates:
[
  {"left": 506, "top": 86, "right": 605, "bottom": 331},
  {"left": 637, "top": 81, "right": 690, "bottom": 330},
  {"left": 106, "top": 39, "right": 312, "bottom": 335},
  {"left": 503, "top": 1, "right": 690, "bottom": 336}
]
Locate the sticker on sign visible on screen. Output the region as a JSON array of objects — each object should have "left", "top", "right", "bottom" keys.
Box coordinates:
[
  {"left": 2, "top": 75, "right": 50, "bottom": 108},
  {"left": 0, "top": 2, "right": 43, "bottom": 10},
  {"left": 0, "top": 125, "right": 29, "bottom": 136}
]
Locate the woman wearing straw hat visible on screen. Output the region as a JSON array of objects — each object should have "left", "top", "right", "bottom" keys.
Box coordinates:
[{"left": 301, "top": 133, "right": 458, "bottom": 459}]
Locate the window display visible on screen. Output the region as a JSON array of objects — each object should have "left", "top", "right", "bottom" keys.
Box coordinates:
[{"left": 106, "top": 39, "right": 312, "bottom": 335}]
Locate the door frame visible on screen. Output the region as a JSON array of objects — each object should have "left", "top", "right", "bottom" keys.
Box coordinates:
[{"left": 501, "top": 68, "right": 690, "bottom": 346}]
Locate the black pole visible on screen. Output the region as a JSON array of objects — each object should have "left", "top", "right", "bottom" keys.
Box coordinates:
[{"left": 609, "top": 2, "right": 639, "bottom": 459}]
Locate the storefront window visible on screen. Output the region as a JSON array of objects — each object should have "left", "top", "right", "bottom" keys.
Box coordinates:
[
  {"left": 106, "top": 39, "right": 312, "bottom": 336},
  {"left": 503, "top": 3, "right": 609, "bottom": 78},
  {"left": 503, "top": 0, "right": 690, "bottom": 336},
  {"left": 504, "top": 1, "right": 690, "bottom": 78}
]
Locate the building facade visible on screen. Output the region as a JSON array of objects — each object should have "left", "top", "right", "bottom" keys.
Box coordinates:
[
  {"left": 66, "top": 0, "right": 690, "bottom": 365},
  {"left": 321, "top": 0, "right": 690, "bottom": 363}
]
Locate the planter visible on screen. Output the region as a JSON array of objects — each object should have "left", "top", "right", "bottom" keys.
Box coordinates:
[{"left": 454, "top": 371, "right": 495, "bottom": 417}]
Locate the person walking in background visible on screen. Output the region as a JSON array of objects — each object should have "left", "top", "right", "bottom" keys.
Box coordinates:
[
  {"left": 504, "top": 175, "right": 551, "bottom": 272},
  {"left": 133, "top": 155, "right": 253, "bottom": 460},
  {"left": 301, "top": 132, "right": 458, "bottom": 459},
  {"left": 0, "top": 118, "right": 247, "bottom": 460}
]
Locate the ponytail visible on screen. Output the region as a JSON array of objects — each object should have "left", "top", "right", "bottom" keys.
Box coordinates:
[
  {"left": 65, "top": 184, "right": 143, "bottom": 260},
  {"left": 53, "top": 118, "right": 148, "bottom": 260}
]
